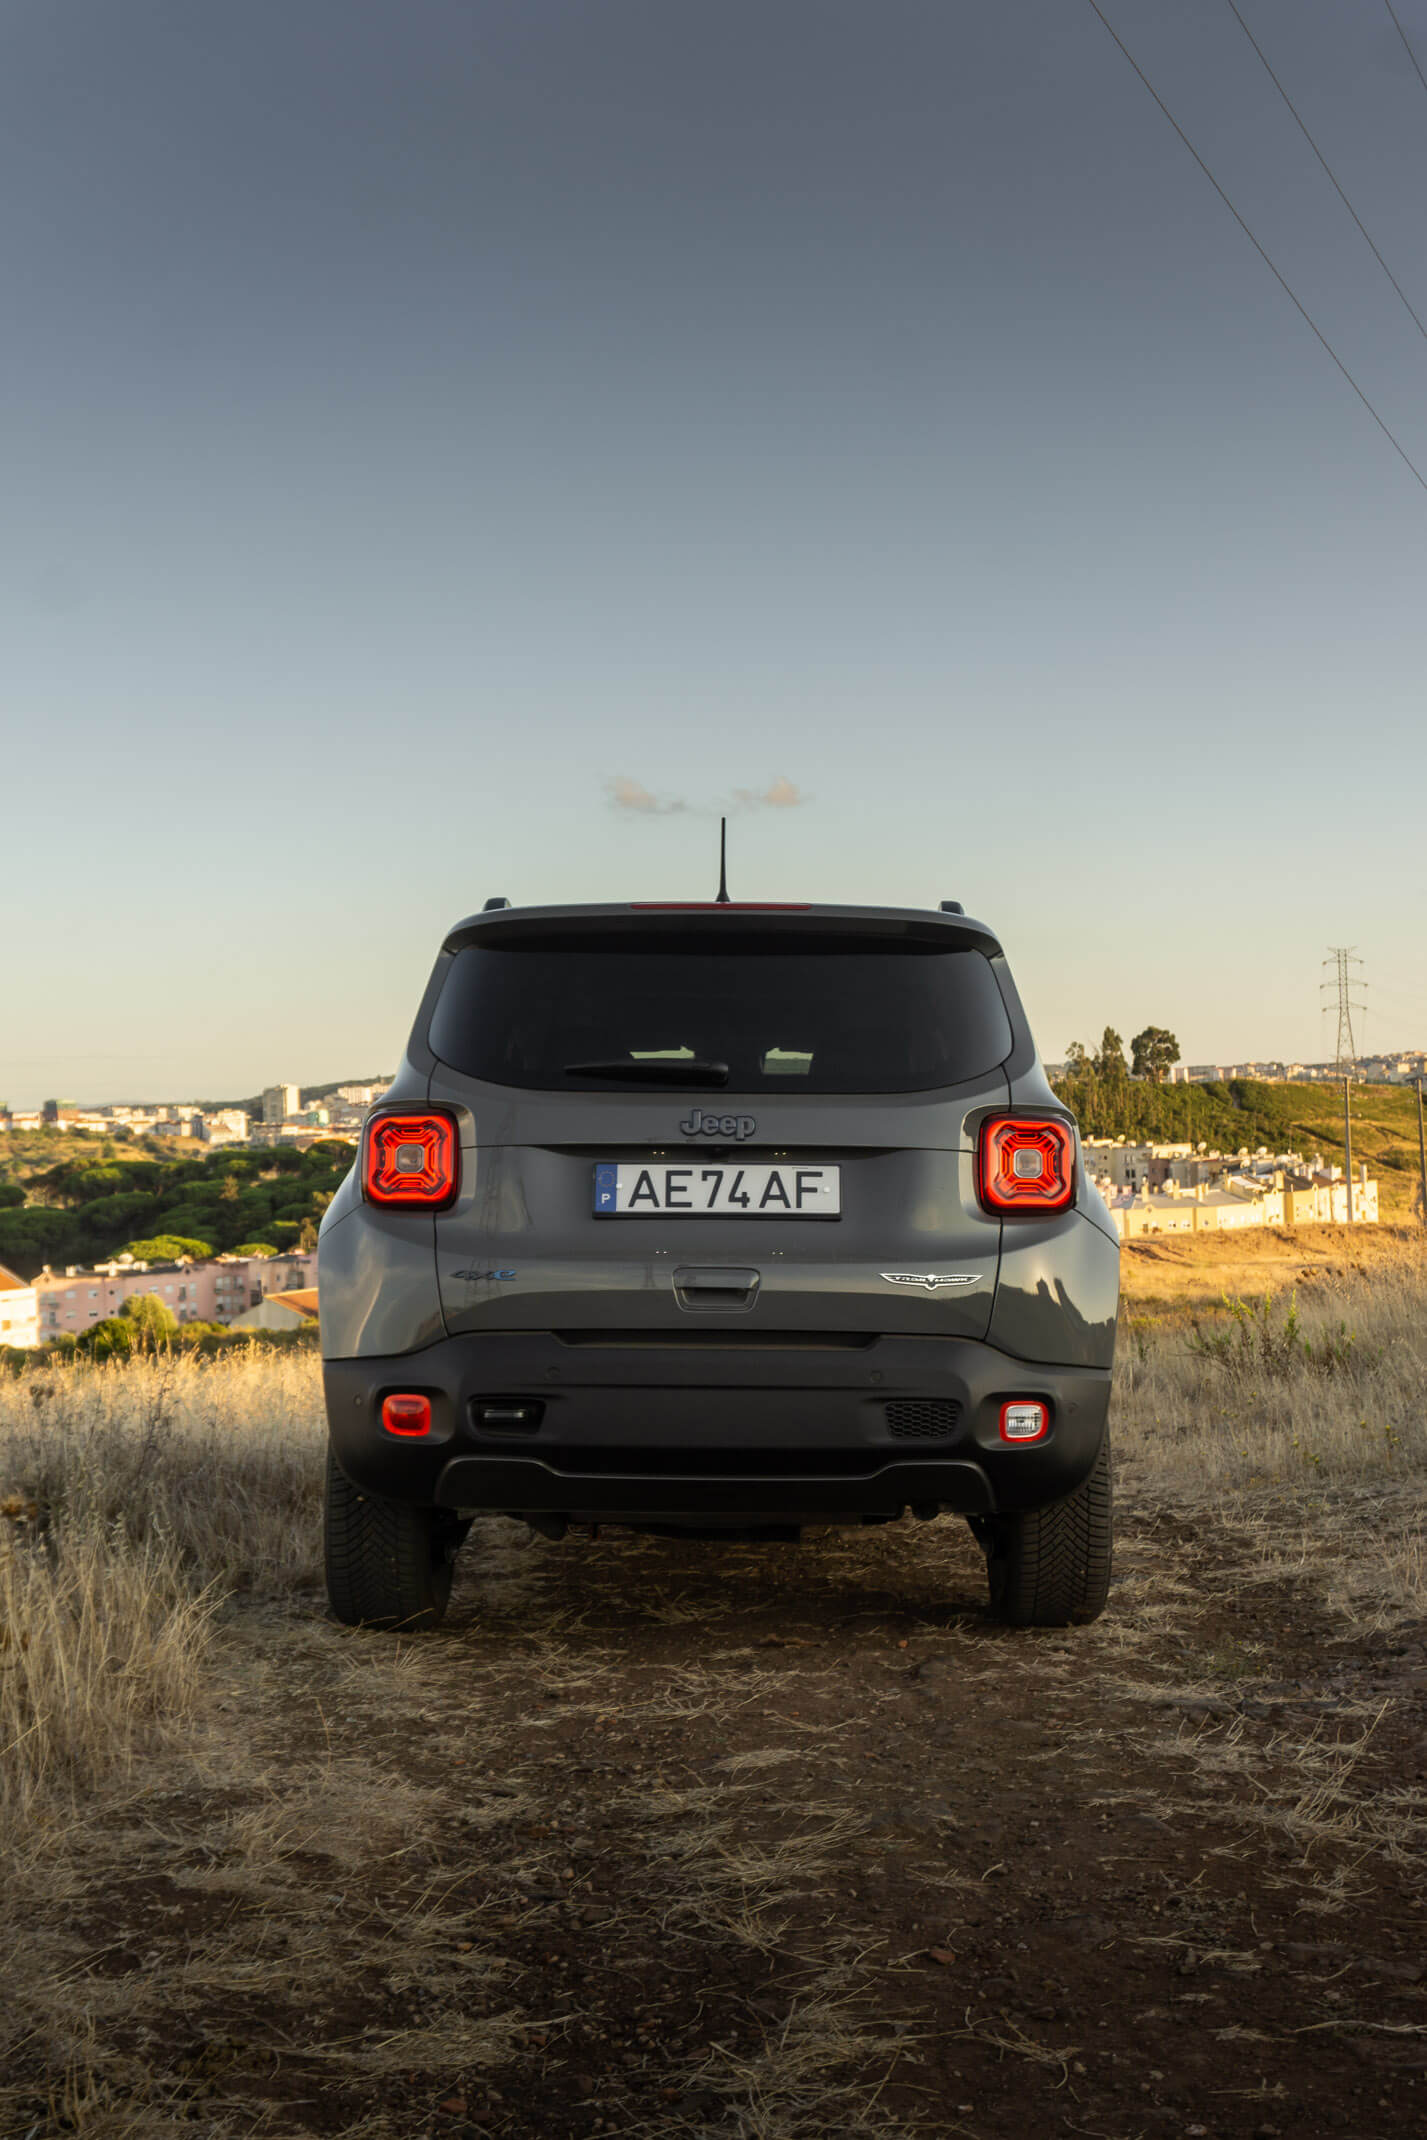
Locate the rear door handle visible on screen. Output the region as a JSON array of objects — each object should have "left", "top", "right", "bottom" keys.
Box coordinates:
[{"left": 672, "top": 1266, "right": 761, "bottom": 1314}]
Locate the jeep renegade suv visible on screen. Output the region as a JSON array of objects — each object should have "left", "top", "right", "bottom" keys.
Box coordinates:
[{"left": 319, "top": 898, "right": 1118, "bottom": 1630}]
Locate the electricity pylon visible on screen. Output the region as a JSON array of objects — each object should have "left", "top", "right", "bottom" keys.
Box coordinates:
[{"left": 1321, "top": 947, "right": 1367, "bottom": 1076}]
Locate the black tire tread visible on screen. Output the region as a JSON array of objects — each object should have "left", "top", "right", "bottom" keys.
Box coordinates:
[
  {"left": 985, "top": 1433, "right": 1113, "bottom": 1628},
  {"left": 323, "top": 1446, "right": 455, "bottom": 1631}
]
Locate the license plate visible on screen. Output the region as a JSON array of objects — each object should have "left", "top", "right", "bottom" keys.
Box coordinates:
[{"left": 593, "top": 1162, "right": 840, "bottom": 1217}]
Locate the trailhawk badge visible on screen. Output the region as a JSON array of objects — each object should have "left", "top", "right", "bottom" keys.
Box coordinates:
[{"left": 880, "top": 1271, "right": 979, "bottom": 1292}]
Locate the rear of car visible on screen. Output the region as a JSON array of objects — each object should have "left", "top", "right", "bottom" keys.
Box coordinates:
[{"left": 319, "top": 901, "right": 1119, "bottom": 1629}]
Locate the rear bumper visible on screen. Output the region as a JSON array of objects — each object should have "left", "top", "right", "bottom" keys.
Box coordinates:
[{"left": 323, "top": 1330, "right": 1112, "bottom": 1526}]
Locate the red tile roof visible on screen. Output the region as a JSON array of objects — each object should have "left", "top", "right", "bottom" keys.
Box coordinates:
[{"left": 267, "top": 1288, "right": 319, "bottom": 1319}]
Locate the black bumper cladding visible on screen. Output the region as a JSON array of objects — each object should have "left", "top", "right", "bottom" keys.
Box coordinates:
[{"left": 324, "top": 1332, "right": 1112, "bottom": 1527}]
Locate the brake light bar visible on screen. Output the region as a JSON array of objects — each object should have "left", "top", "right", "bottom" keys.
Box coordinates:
[
  {"left": 628, "top": 902, "right": 812, "bottom": 911},
  {"left": 364, "top": 1111, "right": 459, "bottom": 1209},
  {"left": 978, "top": 1117, "right": 1075, "bottom": 1214}
]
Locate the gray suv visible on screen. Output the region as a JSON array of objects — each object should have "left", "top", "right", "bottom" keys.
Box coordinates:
[{"left": 319, "top": 899, "right": 1119, "bottom": 1631}]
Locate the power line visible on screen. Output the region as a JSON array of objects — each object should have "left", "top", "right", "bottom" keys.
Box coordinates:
[
  {"left": 1082, "top": 0, "right": 1427, "bottom": 497},
  {"left": 1384, "top": 0, "right": 1427, "bottom": 104},
  {"left": 1224, "top": 0, "right": 1427, "bottom": 345},
  {"left": 1321, "top": 946, "right": 1368, "bottom": 1075}
]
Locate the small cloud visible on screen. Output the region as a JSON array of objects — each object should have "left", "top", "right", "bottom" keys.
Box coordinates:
[
  {"left": 607, "top": 776, "right": 688, "bottom": 816},
  {"left": 732, "top": 777, "right": 808, "bottom": 809}
]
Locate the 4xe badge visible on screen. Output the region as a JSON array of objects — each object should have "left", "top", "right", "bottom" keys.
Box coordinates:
[
  {"left": 680, "top": 1108, "right": 756, "bottom": 1140},
  {"left": 881, "top": 1271, "right": 979, "bottom": 1292}
]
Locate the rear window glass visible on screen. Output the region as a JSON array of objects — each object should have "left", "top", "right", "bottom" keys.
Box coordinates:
[{"left": 428, "top": 933, "right": 1013, "bottom": 1093}]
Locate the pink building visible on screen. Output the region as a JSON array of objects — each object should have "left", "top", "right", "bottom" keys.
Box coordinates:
[{"left": 33, "top": 1251, "right": 318, "bottom": 1340}]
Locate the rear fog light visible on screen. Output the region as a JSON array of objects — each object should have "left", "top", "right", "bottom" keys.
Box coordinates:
[
  {"left": 382, "top": 1394, "right": 432, "bottom": 1437},
  {"left": 1000, "top": 1400, "right": 1049, "bottom": 1443}
]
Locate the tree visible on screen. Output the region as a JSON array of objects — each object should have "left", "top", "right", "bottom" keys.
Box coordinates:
[
  {"left": 1095, "top": 1027, "right": 1127, "bottom": 1079},
  {"left": 1064, "top": 1042, "right": 1089, "bottom": 1071},
  {"left": 297, "top": 1217, "right": 319, "bottom": 1252},
  {"left": 233, "top": 1241, "right": 277, "bottom": 1257},
  {"left": 120, "top": 1234, "right": 214, "bottom": 1264},
  {"left": 77, "top": 1316, "right": 132, "bottom": 1361},
  {"left": 119, "top": 1292, "right": 180, "bottom": 1350},
  {"left": 1130, "top": 1026, "right": 1181, "bottom": 1083}
]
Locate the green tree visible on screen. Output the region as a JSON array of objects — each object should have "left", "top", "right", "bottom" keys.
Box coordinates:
[
  {"left": 233, "top": 1241, "right": 277, "bottom": 1257},
  {"left": 1064, "top": 1041, "right": 1089, "bottom": 1071},
  {"left": 1130, "top": 1026, "right": 1181, "bottom": 1082},
  {"left": 119, "top": 1292, "right": 180, "bottom": 1350},
  {"left": 297, "top": 1217, "right": 319, "bottom": 1252},
  {"left": 1095, "top": 1027, "right": 1127, "bottom": 1080},
  {"left": 120, "top": 1234, "right": 214, "bottom": 1264},
  {"left": 77, "top": 1316, "right": 133, "bottom": 1361}
]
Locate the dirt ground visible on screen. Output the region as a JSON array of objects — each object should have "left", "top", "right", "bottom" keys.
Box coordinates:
[{"left": 8, "top": 1471, "right": 1424, "bottom": 2140}]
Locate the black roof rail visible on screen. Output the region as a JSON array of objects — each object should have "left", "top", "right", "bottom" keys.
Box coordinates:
[
  {"left": 939, "top": 899, "right": 964, "bottom": 914},
  {"left": 482, "top": 896, "right": 512, "bottom": 911}
]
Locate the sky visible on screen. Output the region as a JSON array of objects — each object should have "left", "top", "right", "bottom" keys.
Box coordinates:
[{"left": 3, "top": 0, "right": 1426, "bottom": 1104}]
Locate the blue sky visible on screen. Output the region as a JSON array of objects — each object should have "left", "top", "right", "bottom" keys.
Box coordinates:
[{"left": 4, "top": 1, "right": 1425, "bottom": 1102}]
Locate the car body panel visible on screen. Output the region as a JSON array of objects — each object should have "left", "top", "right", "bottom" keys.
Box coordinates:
[
  {"left": 323, "top": 1330, "right": 1113, "bottom": 1522},
  {"left": 428, "top": 1081, "right": 1005, "bottom": 1346}
]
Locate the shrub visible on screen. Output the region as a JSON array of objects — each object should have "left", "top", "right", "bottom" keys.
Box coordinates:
[{"left": 75, "top": 1318, "right": 132, "bottom": 1362}]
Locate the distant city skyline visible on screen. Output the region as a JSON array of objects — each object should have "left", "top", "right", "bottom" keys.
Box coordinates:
[
  {"left": 4, "top": 2, "right": 1424, "bottom": 1100},
  {"left": 7, "top": 1037, "right": 1426, "bottom": 1117}
]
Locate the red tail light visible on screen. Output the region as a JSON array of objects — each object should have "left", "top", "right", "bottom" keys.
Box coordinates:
[
  {"left": 382, "top": 1393, "right": 431, "bottom": 1437},
  {"left": 364, "top": 1112, "right": 459, "bottom": 1208},
  {"left": 978, "top": 1117, "right": 1075, "bottom": 1214}
]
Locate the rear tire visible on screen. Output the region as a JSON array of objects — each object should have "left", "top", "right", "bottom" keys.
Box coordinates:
[
  {"left": 323, "top": 1444, "right": 462, "bottom": 1631},
  {"left": 979, "top": 1432, "right": 1113, "bottom": 1628}
]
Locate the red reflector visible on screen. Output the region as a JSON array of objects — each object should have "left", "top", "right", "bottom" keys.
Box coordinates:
[
  {"left": 1000, "top": 1400, "right": 1049, "bottom": 1443},
  {"left": 364, "top": 1112, "right": 458, "bottom": 1208},
  {"left": 978, "top": 1117, "right": 1074, "bottom": 1213},
  {"left": 382, "top": 1393, "right": 431, "bottom": 1437}
]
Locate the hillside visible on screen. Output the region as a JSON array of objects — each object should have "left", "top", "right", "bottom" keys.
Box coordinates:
[
  {"left": 0, "top": 1140, "right": 354, "bottom": 1280},
  {"left": 1051, "top": 1072, "right": 1426, "bottom": 1218}
]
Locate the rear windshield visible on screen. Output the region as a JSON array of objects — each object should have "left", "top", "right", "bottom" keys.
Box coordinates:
[{"left": 428, "top": 932, "right": 1013, "bottom": 1093}]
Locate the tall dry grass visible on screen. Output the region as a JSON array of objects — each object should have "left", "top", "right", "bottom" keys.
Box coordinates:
[
  {"left": 1, "top": 1345, "right": 326, "bottom": 1836},
  {"left": 3, "top": 1254, "right": 1423, "bottom": 1838},
  {"left": 1114, "top": 1246, "right": 1427, "bottom": 1495}
]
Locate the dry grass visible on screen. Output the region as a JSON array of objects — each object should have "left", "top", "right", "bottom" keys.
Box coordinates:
[
  {"left": 1, "top": 1247, "right": 1424, "bottom": 2136},
  {"left": 1, "top": 1346, "right": 324, "bottom": 1846},
  {"left": 1, "top": 1345, "right": 326, "bottom": 1589},
  {"left": 1115, "top": 1237, "right": 1427, "bottom": 1512},
  {"left": 0, "top": 1518, "right": 217, "bottom": 1832}
]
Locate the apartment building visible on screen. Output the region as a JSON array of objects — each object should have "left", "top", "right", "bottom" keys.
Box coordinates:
[
  {"left": 1106, "top": 1164, "right": 1378, "bottom": 1239},
  {"left": 32, "top": 1250, "right": 319, "bottom": 1341},
  {"left": 262, "top": 1083, "right": 302, "bottom": 1125},
  {"left": 0, "top": 1265, "right": 39, "bottom": 1349}
]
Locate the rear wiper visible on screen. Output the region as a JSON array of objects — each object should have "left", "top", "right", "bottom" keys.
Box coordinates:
[{"left": 564, "top": 1059, "right": 731, "bottom": 1086}]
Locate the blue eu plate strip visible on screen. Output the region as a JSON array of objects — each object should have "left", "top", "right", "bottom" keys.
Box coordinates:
[{"left": 593, "top": 1163, "right": 618, "bottom": 1213}]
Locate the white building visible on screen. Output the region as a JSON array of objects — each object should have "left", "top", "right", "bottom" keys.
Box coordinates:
[
  {"left": 262, "top": 1083, "right": 301, "bottom": 1125},
  {"left": 0, "top": 1265, "right": 39, "bottom": 1349},
  {"left": 198, "top": 1108, "right": 251, "bottom": 1147}
]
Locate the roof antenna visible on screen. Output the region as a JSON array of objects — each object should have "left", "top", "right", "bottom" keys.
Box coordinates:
[{"left": 716, "top": 815, "right": 730, "bottom": 903}]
